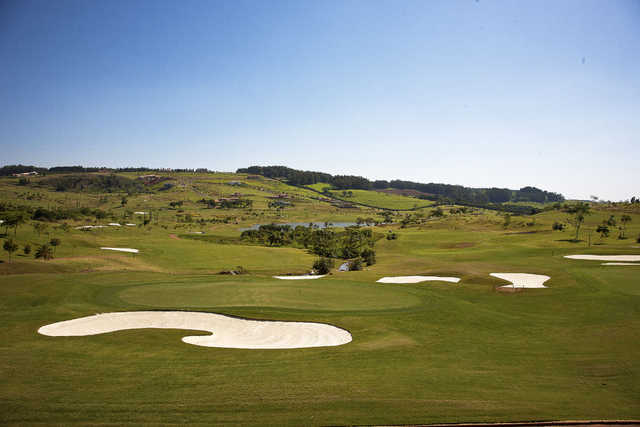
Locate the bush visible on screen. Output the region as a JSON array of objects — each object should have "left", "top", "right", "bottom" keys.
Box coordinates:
[
  {"left": 23, "top": 244, "right": 31, "bottom": 255},
  {"left": 552, "top": 222, "right": 565, "bottom": 231},
  {"left": 312, "top": 257, "right": 335, "bottom": 275},
  {"left": 386, "top": 231, "right": 398, "bottom": 240}
]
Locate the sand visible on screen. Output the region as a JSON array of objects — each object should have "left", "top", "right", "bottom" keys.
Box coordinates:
[
  {"left": 134, "top": 212, "right": 147, "bottom": 215},
  {"left": 601, "top": 262, "right": 640, "bottom": 266},
  {"left": 490, "top": 273, "right": 550, "bottom": 288},
  {"left": 377, "top": 276, "right": 461, "bottom": 284},
  {"left": 108, "top": 223, "right": 121, "bottom": 226},
  {"left": 38, "top": 311, "right": 352, "bottom": 349},
  {"left": 273, "top": 275, "right": 327, "bottom": 280},
  {"left": 125, "top": 223, "right": 136, "bottom": 226},
  {"left": 564, "top": 254, "right": 640, "bottom": 262},
  {"left": 75, "top": 225, "right": 107, "bottom": 229},
  {"left": 100, "top": 247, "right": 139, "bottom": 253}
]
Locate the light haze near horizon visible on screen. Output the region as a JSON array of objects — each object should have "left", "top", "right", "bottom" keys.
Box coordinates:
[{"left": 1, "top": 0, "right": 638, "bottom": 201}]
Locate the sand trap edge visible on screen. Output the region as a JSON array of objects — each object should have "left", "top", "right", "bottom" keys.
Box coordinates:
[
  {"left": 377, "top": 276, "right": 460, "bottom": 284},
  {"left": 273, "top": 275, "right": 327, "bottom": 280},
  {"left": 100, "top": 247, "right": 139, "bottom": 253},
  {"left": 490, "top": 273, "right": 550, "bottom": 289},
  {"left": 38, "top": 311, "right": 352, "bottom": 349}
]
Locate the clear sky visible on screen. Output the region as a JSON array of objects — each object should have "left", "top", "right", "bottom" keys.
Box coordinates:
[{"left": 1, "top": 0, "right": 638, "bottom": 200}]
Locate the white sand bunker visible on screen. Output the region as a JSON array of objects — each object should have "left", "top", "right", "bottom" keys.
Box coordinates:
[
  {"left": 100, "top": 247, "right": 139, "bottom": 253},
  {"left": 377, "top": 276, "right": 460, "bottom": 284},
  {"left": 602, "top": 262, "right": 640, "bottom": 266},
  {"left": 273, "top": 275, "right": 326, "bottom": 280},
  {"left": 38, "top": 311, "right": 352, "bottom": 349},
  {"left": 491, "top": 273, "right": 550, "bottom": 288},
  {"left": 564, "top": 254, "right": 640, "bottom": 262}
]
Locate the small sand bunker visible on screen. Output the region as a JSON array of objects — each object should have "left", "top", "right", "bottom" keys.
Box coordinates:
[
  {"left": 108, "top": 223, "right": 121, "bottom": 226},
  {"left": 490, "top": 273, "right": 550, "bottom": 288},
  {"left": 601, "top": 262, "right": 640, "bottom": 266},
  {"left": 125, "top": 223, "right": 136, "bottom": 226},
  {"left": 377, "top": 276, "right": 460, "bottom": 284},
  {"left": 273, "top": 275, "right": 326, "bottom": 280},
  {"left": 134, "top": 211, "right": 147, "bottom": 215},
  {"left": 38, "top": 311, "right": 352, "bottom": 349},
  {"left": 564, "top": 254, "right": 640, "bottom": 262},
  {"left": 100, "top": 247, "right": 139, "bottom": 253}
]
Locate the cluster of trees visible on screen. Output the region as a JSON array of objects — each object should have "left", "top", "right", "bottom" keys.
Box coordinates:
[
  {"left": 240, "top": 224, "right": 377, "bottom": 261},
  {"left": 197, "top": 198, "right": 253, "bottom": 209},
  {"left": 2, "top": 238, "right": 60, "bottom": 262},
  {"left": 38, "top": 174, "right": 144, "bottom": 193},
  {"left": 1, "top": 165, "right": 221, "bottom": 176},
  {"left": 596, "top": 214, "right": 633, "bottom": 241},
  {"left": 237, "top": 165, "right": 564, "bottom": 206}
]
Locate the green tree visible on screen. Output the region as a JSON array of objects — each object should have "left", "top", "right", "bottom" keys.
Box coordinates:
[
  {"left": 33, "top": 222, "right": 48, "bottom": 237},
  {"left": 23, "top": 244, "right": 31, "bottom": 255},
  {"left": 312, "top": 257, "right": 335, "bottom": 275},
  {"left": 35, "top": 244, "right": 54, "bottom": 260},
  {"left": 3, "top": 238, "right": 19, "bottom": 262},
  {"left": 596, "top": 225, "right": 609, "bottom": 242},
  {"left": 503, "top": 213, "right": 511, "bottom": 228},
  {"left": 361, "top": 248, "right": 376, "bottom": 266},
  {"left": 619, "top": 215, "right": 632, "bottom": 239},
  {"left": 50, "top": 238, "right": 61, "bottom": 254},
  {"left": 565, "top": 202, "right": 591, "bottom": 241},
  {"left": 121, "top": 196, "right": 128, "bottom": 207}
]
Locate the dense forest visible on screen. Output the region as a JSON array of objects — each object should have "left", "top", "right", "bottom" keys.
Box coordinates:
[{"left": 237, "top": 165, "right": 565, "bottom": 204}]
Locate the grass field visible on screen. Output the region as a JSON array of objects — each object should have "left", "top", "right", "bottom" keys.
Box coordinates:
[{"left": 1, "top": 172, "right": 639, "bottom": 426}]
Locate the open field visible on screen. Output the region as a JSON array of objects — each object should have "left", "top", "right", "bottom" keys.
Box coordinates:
[{"left": 1, "top": 172, "right": 639, "bottom": 425}]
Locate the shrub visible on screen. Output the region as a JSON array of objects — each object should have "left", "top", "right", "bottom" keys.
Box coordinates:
[
  {"left": 312, "top": 257, "right": 335, "bottom": 275},
  {"left": 552, "top": 222, "right": 565, "bottom": 231},
  {"left": 23, "top": 244, "right": 31, "bottom": 255},
  {"left": 386, "top": 231, "right": 398, "bottom": 240}
]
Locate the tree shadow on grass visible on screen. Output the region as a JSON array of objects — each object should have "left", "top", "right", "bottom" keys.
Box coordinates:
[{"left": 556, "top": 239, "right": 584, "bottom": 243}]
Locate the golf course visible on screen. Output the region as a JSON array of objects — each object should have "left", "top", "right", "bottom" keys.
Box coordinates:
[{"left": 1, "top": 168, "right": 639, "bottom": 426}]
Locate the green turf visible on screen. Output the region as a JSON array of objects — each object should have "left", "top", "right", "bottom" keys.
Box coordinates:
[{"left": 1, "top": 172, "right": 640, "bottom": 426}]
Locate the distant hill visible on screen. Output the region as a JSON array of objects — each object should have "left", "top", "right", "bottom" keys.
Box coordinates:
[{"left": 236, "top": 165, "right": 565, "bottom": 205}]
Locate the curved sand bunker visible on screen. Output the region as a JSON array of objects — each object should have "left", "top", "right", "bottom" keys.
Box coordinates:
[
  {"left": 38, "top": 311, "right": 352, "bottom": 349},
  {"left": 377, "top": 276, "right": 460, "bottom": 284},
  {"left": 273, "top": 275, "right": 326, "bottom": 280},
  {"left": 601, "top": 262, "right": 640, "bottom": 266},
  {"left": 564, "top": 254, "right": 640, "bottom": 262},
  {"left": 490, "top": 273, "right": 550, "bottom": 288},
  {"left": 100, "top": 247, "right": 139, "bottom": 253}
]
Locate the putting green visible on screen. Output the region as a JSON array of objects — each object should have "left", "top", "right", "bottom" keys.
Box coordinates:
[{"left": 118, "top": 278, "right": 422, "bottom": 311}]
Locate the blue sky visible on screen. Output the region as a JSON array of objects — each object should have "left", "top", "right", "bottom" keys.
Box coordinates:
[{"left": 1, "top": 0, "right": 638, "bottom": 200}]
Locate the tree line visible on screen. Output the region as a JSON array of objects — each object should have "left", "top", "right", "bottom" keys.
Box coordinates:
[{"left": 236, "top": 165, "right": 565, "bottom": 205}]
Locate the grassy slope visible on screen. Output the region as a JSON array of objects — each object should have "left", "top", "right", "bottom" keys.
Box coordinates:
[{"left": 1, "top": 173, "right": 640, "bottom": 425}]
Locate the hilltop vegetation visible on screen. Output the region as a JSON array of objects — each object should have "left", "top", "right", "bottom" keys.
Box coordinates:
[{"left": 237, "top": 165, "right": 565, "bottom": 208}]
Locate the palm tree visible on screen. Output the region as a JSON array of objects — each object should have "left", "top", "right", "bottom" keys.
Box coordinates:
[
  {"left": 3, "top": 239, "right": 19, "bottom": 262},
  {"left": 35, "top": 244, "right": 54, "bottom": 260}
]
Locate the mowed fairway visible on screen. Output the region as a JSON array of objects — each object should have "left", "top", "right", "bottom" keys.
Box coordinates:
[{"left": 2, "top": 222, "right": 640, "bottom": 426}]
